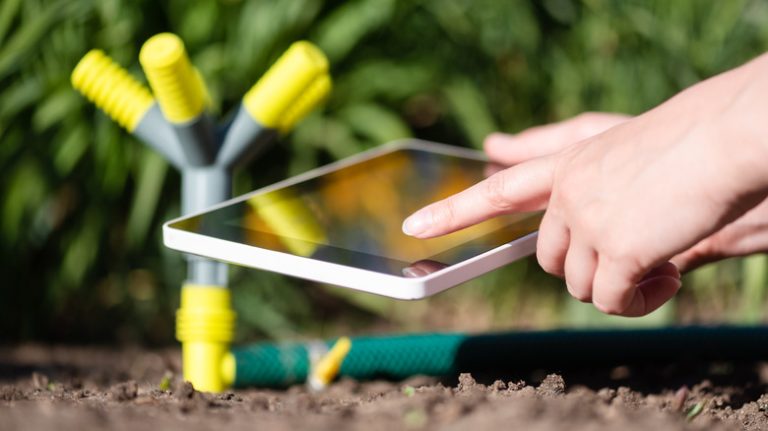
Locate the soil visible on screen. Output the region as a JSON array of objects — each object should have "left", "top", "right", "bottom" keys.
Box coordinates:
[{"left": 2, "top": 345, "right": 768, "bottom": 430}]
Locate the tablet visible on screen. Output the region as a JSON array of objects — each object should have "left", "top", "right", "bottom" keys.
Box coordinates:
[{"left": 163, "top": 140, "right": 541, "bottom": 299}]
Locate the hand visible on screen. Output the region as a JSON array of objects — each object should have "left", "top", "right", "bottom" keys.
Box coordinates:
[
  {"left": 403, "top": 54, "right": 768, "bottom": 316},
  {"left": 484, "top": 112, "right": 768, "bottom": 273}
]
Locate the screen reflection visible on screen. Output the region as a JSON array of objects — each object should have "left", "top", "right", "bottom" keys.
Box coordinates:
[{"left": 170, "top": 148, "right": 542, "bottom": 277}]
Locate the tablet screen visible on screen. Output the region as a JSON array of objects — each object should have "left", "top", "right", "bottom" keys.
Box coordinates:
[{"left": 170, "top": 147, "right": 541, "bottom": 276}]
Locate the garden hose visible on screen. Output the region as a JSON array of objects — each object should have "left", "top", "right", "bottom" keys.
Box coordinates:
[{"left": 231, "top": 326, "right": 768, "bottom": 388}]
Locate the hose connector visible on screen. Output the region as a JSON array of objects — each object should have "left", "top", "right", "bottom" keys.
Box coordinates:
[
  {"left": 308, "top": 337, "right": 352, "bottom": 391},
  {"left": 139, "top": 33, "right": 207, "bottom": 124},
  {"left": 71, "top": 50, "right": 154, "bottom": 132},
  {"left": 176, "top": 284, "right": 236, "bottom": 392},
  {"left": 243, "top": 41, "right": 329, "bottom": 128}
]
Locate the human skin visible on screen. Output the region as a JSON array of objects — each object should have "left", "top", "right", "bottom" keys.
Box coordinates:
[
  {"left": 402, "top": 54, "right": 768, "bottom": 317},
  {"left": 483, "top": 115, "right": 768, "bottom": 273}
]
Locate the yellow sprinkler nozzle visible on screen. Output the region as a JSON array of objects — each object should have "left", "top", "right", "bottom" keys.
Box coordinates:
[
  {"left": 308, "top": 337, "right": 352, "bottom": 391},
  {"left": 278, "top": 73, "right": 332, "bottom": 134},
  {"left": 71, "top": 50, "right": 154, "bottom": 132},
  {"left": 139, "top": 33, "right": 207, "bottom": 124},
  {"left": 243, "top": 41, "right": 329, "bottom": 128}
]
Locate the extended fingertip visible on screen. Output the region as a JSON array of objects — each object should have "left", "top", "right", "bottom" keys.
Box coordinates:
[
  {"left": 484, "top": 132, "right": 513, "bottom": 147},
  {"left": 483, "top": 133, "right": 514, "bottom": 155},
  {"left": 402, "top": 211, "right": 431, "bottom": 237}
]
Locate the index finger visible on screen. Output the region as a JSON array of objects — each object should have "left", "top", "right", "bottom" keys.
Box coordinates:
[{"left": 402, "top": 155, "right": 556, "bottom": 238}]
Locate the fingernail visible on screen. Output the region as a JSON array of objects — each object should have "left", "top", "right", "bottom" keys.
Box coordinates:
[
  {"left": 669, "top": 261, "right": 681, "bottom": 278},
  {"left": 402, "top": 211, "right": 430, "bottom": 237},
  {"left": 638, "top": 275, "right": 682, "bottom": 289}
]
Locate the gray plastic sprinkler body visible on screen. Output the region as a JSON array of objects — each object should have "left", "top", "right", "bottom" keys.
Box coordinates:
[{"left": 72, "top": 34, "right": 331, "bottom": 392}]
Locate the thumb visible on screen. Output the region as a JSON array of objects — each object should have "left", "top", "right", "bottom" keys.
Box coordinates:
[
  {"left": 670, "top": 235, "right": 725, "bottom": 273},
  {"left": 403, "top": 155, "right": 555, "bottom": 238}
]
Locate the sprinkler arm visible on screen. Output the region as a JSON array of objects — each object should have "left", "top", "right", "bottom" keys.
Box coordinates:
[
  {"left": 216, "top": 41, "right": 331, "bottom": 170},
  {"left": 277, "top": 74, "right": 332, "bottom": 135},
  {"left": 140, "top": 33, "right": 217, "bottom": 166},
  {"left": 71, "top": 50, "right": 186, "bottom": 169}
]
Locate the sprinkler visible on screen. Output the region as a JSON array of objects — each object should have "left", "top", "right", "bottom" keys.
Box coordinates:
[{"left": 72, "top": 33, "right": 331, "bottom": 392}]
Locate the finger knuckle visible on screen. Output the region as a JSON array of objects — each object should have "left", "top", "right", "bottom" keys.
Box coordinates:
[
  {"left": 573, "top": 112, "right": 606, "bottom": 138},
  {"left": 432, "top": 199, "right": 457, "bottom": 229},
  {"left": 600, "top": 239, "right": 640, "bottom": 268},
  {"left": 556, "top": 186, "right": 580, "bottom": 213},
  {"left": 482, "top": 173, "right": 514, "bottom": 212},
  {"left": 692, "top": 236, "right": 720, "bottom": 259}
]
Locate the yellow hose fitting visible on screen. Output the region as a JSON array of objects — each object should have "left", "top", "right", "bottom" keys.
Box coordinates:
[
  {"left": 308, "top": 337, "right": 352, "bottom": 391},
  {"left": 71, "top": 50, "right": 154, "bottom": 132},
  {"left": 139, "top": 33, "right": 207, "bottom": 124},
  {"left": 176, "top": 284, "right": 236, "bottom": 392},
  {"left": 278, "top": 73, "right": 332, "bottom": 134},
  {"left": 243, "top": 41, "right": 329, "bottom": 128}
]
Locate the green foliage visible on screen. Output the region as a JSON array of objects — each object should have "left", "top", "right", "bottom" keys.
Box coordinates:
[{"left": 3, "top": 0, "right": 768, "bottom": 343}]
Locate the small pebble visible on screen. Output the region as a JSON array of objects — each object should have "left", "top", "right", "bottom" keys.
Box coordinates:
[
  {"left": 673, "top": 386, "right": 688, "bottom": 412},
  {"left": 109, "top": 381, "right": 138, "bottom": 402},
  {"left": 536, "top": 374, "right": 565, "bottom": 397},
  {"left": 457, "top": 373, "right": 476, "bottom": 393},
  {"left": 173, "top": 381, "right": 195, "bottom": 400},
  {"left": 31, "top": 372, "right": 49, "bottom": 390}
]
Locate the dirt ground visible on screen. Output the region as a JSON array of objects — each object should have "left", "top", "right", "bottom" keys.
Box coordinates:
[{"left": 1, "top": 345, "right": 768, "bottom": 430}]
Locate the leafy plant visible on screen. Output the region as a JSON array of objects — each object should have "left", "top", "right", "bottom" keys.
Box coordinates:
[{"left": 3, "top": 0, "right": 768, "bottom": 343}]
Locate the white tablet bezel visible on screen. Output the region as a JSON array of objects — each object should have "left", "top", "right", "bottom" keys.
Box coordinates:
[{"left": 163, "top": 139, "right": 538, "bottom": 300}]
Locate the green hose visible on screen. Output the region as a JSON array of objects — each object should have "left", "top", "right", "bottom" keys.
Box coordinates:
[{"left": 232, "top": 325, "right": 768, "bottom": 388}]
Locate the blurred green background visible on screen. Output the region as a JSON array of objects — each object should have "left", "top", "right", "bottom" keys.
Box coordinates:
[{"left": 2, "top": 0, "right": 768, "bottom": 344}]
